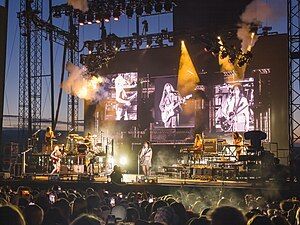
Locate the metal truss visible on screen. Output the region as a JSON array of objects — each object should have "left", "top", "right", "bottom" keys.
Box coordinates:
[
  {"left": 288, "top": 0, "right": 300, "bottom": 162},
  {"left": 18, "top": 0, "right": 42, "bottom": 137},
  {"left": 67, "top": 16, "right": 79, "bottom": 131}
]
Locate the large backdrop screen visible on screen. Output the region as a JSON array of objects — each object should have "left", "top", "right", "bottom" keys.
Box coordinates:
[{"left": 104, "top": 72, "right": 138, "bottom": 121}]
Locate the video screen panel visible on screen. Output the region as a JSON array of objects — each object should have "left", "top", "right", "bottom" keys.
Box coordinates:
[
  {"left": 214, "top": 78, "right": 255, "bottom": 133},
  {"left": 104, "top": 72, "right": 138, "bottom": 121},
  {"left": 154, "top": 76, "right": 195, "bottom": 128}
]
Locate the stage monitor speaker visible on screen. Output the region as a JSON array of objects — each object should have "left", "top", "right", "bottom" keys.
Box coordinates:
[{"left": 203, "top": 138, "right": 217, "bottom": 153}]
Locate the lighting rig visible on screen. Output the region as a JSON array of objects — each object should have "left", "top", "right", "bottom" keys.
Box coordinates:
[
  {"left": 52, "top": 0, "right": 177, "bottom": 23},
  {"left": 80, "top": 31, "right": 174, "bottom": 71}
]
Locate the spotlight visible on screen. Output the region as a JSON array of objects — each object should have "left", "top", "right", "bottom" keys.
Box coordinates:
[
  {"left": 104, "top": 11, "right": 111, "bottom": 22},
  {"left": 78, "top": 13, "right": 85, "bottom": 26},
  {"left": 135, "top": 4, "right": 143, "bottom": 16},
  {"left": 237, "top": 51, "right": 253, "bottom": 67},
  {"left": 154, "top": 1, "right": 163, "bottom": 12},
  {"left": 126, "top": 5, "right": 134, "bottom": 18},
  {"left": 86, "top": 13, "right": 93, "bottom": 25},
  {"left": 113, "top": 7, "right": 121, "bottom": 21},
  {"left": 220, "top": 49, "right": 229, "bottom": 59},
  {"left": 164, "top": 0, "right": 172, "bottom": 11},
  {"left": 144, "top": 2, "right": 153, "bottom": 14},
  {"left": 119, "top": 156, "right": 128, "bottom": 166}
]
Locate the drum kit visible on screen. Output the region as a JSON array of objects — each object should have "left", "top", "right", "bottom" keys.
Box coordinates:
[{"left": 52, "top": 133, "right": 107, "bottom": 175}]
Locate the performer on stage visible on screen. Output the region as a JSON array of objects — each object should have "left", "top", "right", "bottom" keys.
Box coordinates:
[
  {"left": 193, "top": 133, "right": 204, "bottom": 151},
  {"left": 139, "top": 141, "right": 152, "bottom": 176},
  {"left": 159, "top": 83, "right": 181, "bottom": 128},
  {"left": 114, "top": 74, "right": 137, "bottom": 120},
  {"left": 50, "top": 145, "right": 65, "bottom": 175},
  {"left": 233, "top": 132, "right": 244, "bottom": 159},
  {"left": 45, "top": 126, "right": 55, "bottom": 154}
]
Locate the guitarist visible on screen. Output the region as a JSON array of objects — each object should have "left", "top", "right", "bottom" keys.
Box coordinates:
[
  {"left": 139, "top": 141, "right": 152, "bottom": 177},
  {"left": 50, "top": 145, "right": 66, "bottom": 175},
  {"left": 222, "top": 84, "right": 250, "bottom": 132},
  {"left": 115, "top": 74, "right": 137, "bottom": 120},
  {"left": 159, "top": 83, "right": 181, "bottom": 128}
]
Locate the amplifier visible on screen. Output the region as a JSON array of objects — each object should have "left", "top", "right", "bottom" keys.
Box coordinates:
[{"left": 203, "top": 139, "right": 217, "bottom": 153}]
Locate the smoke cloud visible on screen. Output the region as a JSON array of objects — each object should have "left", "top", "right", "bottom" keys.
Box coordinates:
[
  {"left": 63, "top": 62, "right": 107, "bottom": 102},
  {"left": 67, "top": 0, "right": 89, "bottom": 12},
  {"left": 238, "top": 0, "right": 286, "bottom": 52}
]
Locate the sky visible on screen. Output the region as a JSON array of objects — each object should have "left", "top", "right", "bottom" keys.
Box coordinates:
[{"left": 1, "top": 0, "right": 287, "bottom": 129}]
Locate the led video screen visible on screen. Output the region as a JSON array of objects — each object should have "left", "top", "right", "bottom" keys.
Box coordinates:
[
  {"left": 154, "top": 76, "right": 195, "bottom": 128},
  {"left": 214, "top": 78, "right": 255, "bottom": 133},
  {"left": 104, "top": 72, "right": 138, "bottom": 121}
]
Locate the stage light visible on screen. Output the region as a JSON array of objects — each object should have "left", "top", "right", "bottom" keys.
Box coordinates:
[
  {"left": 113, "top": 8, "right": 121, "bottom": 21},
  {"left": 119, "top": 156, "right": 128, "bottom": 166},
  {"left": 237, "top": 51, "right": 253, "bottom": 67},
  {"left": 154, "top": 1, "right": 163, "bottom": 12},
  {"left": 86, "top": 13, "right": 93, "bottom": 25},
  {"left": 126, "top": 5, "right": 134, "bottom": 18},
  {"left": 135, "top": 4, "right": 143, "bottom": 16},
  {"left": 78, "top": 13, "right": 85, "bottom": 26},
  {"left": 144, "top": 2, "right": 153, "bottom": 14},
  {"left": 220, "top": 49, "right": 228, "bottom": 59},
  {"left": 164, "top": 0, "right": 172, "bottom": 11},
  {"left": 104, "top": 11, "right": 111, "bottom": 22}
]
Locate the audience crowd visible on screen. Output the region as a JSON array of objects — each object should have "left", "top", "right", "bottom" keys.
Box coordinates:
[{"left": 0, "top": 184, "right": 299, "bottom": 225}]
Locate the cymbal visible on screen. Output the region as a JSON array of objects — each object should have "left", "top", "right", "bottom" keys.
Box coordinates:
[{"left": 69, "top": 133, "right": 79, "bottom": 137}]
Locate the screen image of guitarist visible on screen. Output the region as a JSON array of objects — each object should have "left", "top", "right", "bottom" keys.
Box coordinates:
[
  {"left": 216, "top": 83, "right": 253, "bottom": 132},
  {"left": 159, "top": 83, "right": 192, "bottom": 128}
]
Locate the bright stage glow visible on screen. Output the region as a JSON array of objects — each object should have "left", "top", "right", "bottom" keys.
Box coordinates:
[
  {"left": 119, "top": 156, "right": 128, "bottom": 166},
  {"left": 177, "top": 40, "right": 199, "bottom": 96}
]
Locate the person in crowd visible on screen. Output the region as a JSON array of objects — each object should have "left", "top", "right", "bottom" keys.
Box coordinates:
[
  {"left": 24, "top": 204, "right": 44, "bottom": 225},
  {"left": 110, "top": 165, "right": 123, "bottom": 184},
  {"left": 0, "top": 205, "right": 26, "bottom": 225},
  {"left": 210, "top": 206, "right": 247, "bottom": 225},
  {"left": 70, "top": 214, "right": 104, "bottom": 225}
]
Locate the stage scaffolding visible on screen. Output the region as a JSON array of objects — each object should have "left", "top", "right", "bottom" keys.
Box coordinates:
[{"left": 288, "top": 0, "right": 300, "bottom": 165}]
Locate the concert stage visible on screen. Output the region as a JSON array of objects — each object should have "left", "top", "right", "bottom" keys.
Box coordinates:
[{"left": 0, "top": 173, "right": 296, "bottom": 199}]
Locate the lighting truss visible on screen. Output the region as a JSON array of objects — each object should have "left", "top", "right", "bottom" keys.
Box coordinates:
[
  {"left": 52, "top": 0, "right": 177, "bottom": 24},
  {"left": 288, "top": 0, "right": 300, "bottom": 161},
  {"left": 80, "top": 32, "right": 174, "bottom": 71}
]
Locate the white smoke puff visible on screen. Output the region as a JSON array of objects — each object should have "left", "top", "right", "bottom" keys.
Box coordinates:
[
  {"left": 237, "top": 23, "right": 258, "bottom": 53},
  {"left": 63, "top": 62, "right": 104, "bottom": 102},
  {"left": 67, "top": 0, "right": 88, "bottom": 12},
  {"left": 237, "top": 0, "right": 286, "bottom": 52},
  {"left": 241, "top": 0, "right": 286, "bottom": 24}
]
